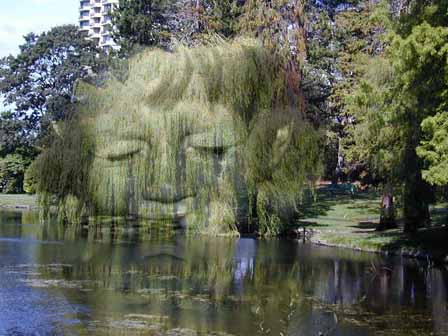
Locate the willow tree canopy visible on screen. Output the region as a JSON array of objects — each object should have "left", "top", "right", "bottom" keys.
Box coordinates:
[{"left": 33, "top": 39, "right": 322, "bottom": 235}]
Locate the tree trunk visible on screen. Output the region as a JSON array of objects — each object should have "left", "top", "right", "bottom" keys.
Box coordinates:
[
  {"left": 401, "top": 125, "right": 433, "bottom": 233},
  {"left": 377, "top": 184, "right": 396, "bottom": 231},
  {"left": 403, "top": 171, "right": 431, "bottom": 233},
  {"left": 195, "top": 0, "right": 201, "bottom": 32}
]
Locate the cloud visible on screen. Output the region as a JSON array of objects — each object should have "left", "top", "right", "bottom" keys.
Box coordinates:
[
  {"left": 0, "top": 1, "right": 78, "bottom": 57},
  {"left": 0, "top": 17, "right": 47, "bottom": 57},
  {"left": 30, "top": 0, "right": 62, "bottom": 4},
  {"left": 0, "top": 20, "right": 34, "bottom": 57},
  {"left": 0, "top": 24, "right": 19, "bottom": 35}
]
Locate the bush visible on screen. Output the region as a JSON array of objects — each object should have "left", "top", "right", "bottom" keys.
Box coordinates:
[
  {"left": 23, "top": 162, "right": 38, "bottom": 194},
  {"left": 0, "top": 154, "right": 31, "bottom": 194}
]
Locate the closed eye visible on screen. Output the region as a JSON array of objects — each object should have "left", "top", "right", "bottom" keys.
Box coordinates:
[
  {"left": 194, "top": 146, "right": 227, "bottom": 157},
  {"left": 186, "top": 130, "right": 237, "bottom": 157},
  {"left": 106, "top": 148, "right": 142, "bottom": 162},
  {"left": 96, "top": 140, "right": 146, "bottom": 162}
]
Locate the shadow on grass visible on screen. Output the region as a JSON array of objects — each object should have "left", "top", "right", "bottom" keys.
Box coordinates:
[
  {"left": 345, "top": 202, "right": 379, "bottom": 215},
  {"left": 376, "top": 227, "right": 448, "bottom": 258},
  {"left": 296, "top": 220, "right": 330, "bottom": 227},
  {"left": 299, "top": 185, "right": 380, "bottom": 220},
  {"left": 345, "top": 224, "right": 448, "bottom": 262},
  {"left": 350, "top": 221, "right": 378, "bottom": 230},
  {"left": 430, "top": 209, "right": 448, "bottom": 227},
  {"left": 298, "top": 186, "right": 448, "bottom": 260}
]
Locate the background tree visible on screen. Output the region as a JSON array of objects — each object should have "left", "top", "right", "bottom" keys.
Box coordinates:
[
  {"left": 239, "top": 0, "right": 307, "bottom": 108},
  {"left": 0, "top": 111, "right": 37, "bottom": 193},
  {"left": 343, "top": 0, "right": 448, "bottom": 232},
  {"left": 111, "top": 0, "right": 244, "bottom": 51},
  {"left": 0, "top": 111, "right": 33, "bottom": 158},
  {"left": 418, "top": 113, "right": 448, "bottom": 186},
  {"left": 301, "top": 1, "right": 388, "bottom": 181},
  {"left": 303, "top": 1, "right": 337, "bottom": 125},
  {"left": 204, "top": 0, "right": 244, "bottom": 37},
  {"left": 0, "top": 25, "right": 106, "bottom": 193},
  {"left": 163, "top": 0, "right": 242, "bottom": 45},
  {"left": 0, "top": 25, "right": 106, "bottom": 129},
  {"left": 343, "top": 56, "right": 398, "bottom": 228},
  {"left": 111, "top": 0, "right": 170, "bottom": 53},
  {"left": 389, "top": 22, "right": 447, "bottom": 231}
]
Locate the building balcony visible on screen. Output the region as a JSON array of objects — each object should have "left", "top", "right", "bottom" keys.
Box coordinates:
[
  {"left": 99, "top": 41, "right": 116, "bottom": 48},
  {"left": 89, "top": 32, "right": 102, "bottom": 38},
  {"left": 79, "top": 1, "right": 91, "bottom": 9},
  {"left": 91, "top": 37, "right": 101, "bottom": 45}
]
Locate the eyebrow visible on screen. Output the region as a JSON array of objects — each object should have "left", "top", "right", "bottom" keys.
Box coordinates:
[{"left": 93, "top": 101, "right": 238, "bottom": 140}]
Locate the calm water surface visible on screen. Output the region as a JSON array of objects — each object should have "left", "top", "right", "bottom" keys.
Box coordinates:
[{"left": 0, "top": 210, "right": 447, "bottom": 336}]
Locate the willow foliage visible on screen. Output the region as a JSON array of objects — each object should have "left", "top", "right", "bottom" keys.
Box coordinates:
[{"left": 34, "top": 39, "right": 321, "bottom": 235}]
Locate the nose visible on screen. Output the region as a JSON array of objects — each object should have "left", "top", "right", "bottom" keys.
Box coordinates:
[{"left": 142, "top": 183, "right": 185, "bottom": 203}]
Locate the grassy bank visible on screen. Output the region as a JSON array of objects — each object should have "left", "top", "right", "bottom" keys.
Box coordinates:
[
  {"left": 301, "top": 185, "right": 448, "bottom": 263},
  {"left": 0, "top": 194, "right": 38, "bottom": 210}
]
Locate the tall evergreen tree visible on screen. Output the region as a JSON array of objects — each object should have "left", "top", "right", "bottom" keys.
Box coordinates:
[{"left": 343, "top": 0, "right": 448, "bottom": 232}]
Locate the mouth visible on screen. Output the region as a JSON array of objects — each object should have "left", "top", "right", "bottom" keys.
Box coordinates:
[{"left": 138, "top": 197, "right": 193, "bottom": 221}]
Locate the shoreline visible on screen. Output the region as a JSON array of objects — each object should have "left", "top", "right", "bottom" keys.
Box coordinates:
[
  {"left": 0, "top": 204, "right": 39, "bottom": 210},
  {"left": 298, "top": 187, "right": 448, "bottom": 266},
  {"left": 309, "top": 234, "right": 446, "bottom": 265},
  {"left": 0, "top": 193, "right": 447, "bottom": 265},
  {"left": 0, "top": 194, "right": 39, "bottom": 211}
]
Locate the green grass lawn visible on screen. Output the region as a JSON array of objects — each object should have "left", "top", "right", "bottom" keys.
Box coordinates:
[
  {"left": 0, "top": 194, "right": 37, "bottom": 209},
  {"left": 301, "top": 185, "right": 448, "bottom": 261}
]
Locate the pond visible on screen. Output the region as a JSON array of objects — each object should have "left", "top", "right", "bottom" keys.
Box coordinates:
[{"left": 0, "top": 210, "right": 447, "bottom": 336}]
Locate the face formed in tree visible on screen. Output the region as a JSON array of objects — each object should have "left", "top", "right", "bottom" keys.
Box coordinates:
[
  {"left": 36, "top": 40, "right": 321, "bottom": 234},
  {"left": 80, "top": 42, "right": 266, "bottom": 233},
  {"left": 90, "top": 98, "right": 246, "bottom": 232}
]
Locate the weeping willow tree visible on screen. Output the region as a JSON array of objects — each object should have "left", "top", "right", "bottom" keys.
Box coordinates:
[{"left": 33, "top": 39, "right": 322, "bottom": 235}]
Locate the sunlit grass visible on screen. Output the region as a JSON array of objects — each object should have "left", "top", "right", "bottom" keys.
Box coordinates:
[{"left": 302, "top": 186, "right": 448, "bottom": 260}]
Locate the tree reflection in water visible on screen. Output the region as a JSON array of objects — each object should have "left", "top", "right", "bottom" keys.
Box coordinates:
[{"left": 0, "top": 211, "right": 447, "bottom": 335}]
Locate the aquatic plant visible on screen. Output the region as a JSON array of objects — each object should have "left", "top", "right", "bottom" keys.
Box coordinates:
[{"left": 34, "top": 39, "right": 322, "bottom": 235}]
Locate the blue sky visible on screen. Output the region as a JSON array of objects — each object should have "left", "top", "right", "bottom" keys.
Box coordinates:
[{"left": 0, "top": 0, "right": 79, "bottom": 57}]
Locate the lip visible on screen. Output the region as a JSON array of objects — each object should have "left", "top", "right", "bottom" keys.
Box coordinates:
[{"left": 138, "top": 197, "right": 193, "bottom": 220}]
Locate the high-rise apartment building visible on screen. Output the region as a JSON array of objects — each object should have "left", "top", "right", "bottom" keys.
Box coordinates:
[{"left": 79, "top": 0, "right": 118, "bottom": 51}]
